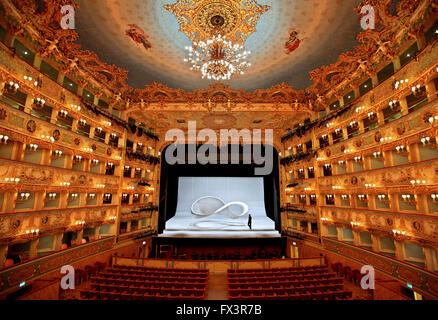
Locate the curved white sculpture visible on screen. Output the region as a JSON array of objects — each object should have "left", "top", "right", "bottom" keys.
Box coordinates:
[{"left": 191, "top": 196, "right": 249, "bottom": 218}]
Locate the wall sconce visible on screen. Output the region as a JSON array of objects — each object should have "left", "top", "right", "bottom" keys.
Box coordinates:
[
  {"left": 338, "top": 160, "right": 345, "bottom": 166},
  {"left": 350, "top": 221, "right": 361, "bottom": 227},
  {"left": 389, "top": 100, "right": 400, "bottom": 110},
  {"left": 326, "top": 122, "right": 334, "bottom": 128},
  {"left": 126, "top": 186, "right": 135, "bottom": 191},
  {"left": 144, "top": 194, "right": 150, "bottom": 198},
  {"left": 96, "top": 184, "right": 105, "bottom": 188},
  {"left": 341, "top": 194, "right": 349, "bottom": 200},
  {"left": 411, "top": 85, "right": 425, "bottom": 96},
  {"left": 25, "top": 229, "right": 40, "bottom": 236},
  {"left": 354, "top": 156, "right": 362, "bottom": 162},
  {"left": 110, "top": 133, "right": 117, "bottom": 139},
  {"left": 87, "top": 193, "right": 96, "bottom": 200},
  {"left": 71, "top": 104, "right": 81, "bottom": 111},
  {"left": 79, "top": 119, "right": 87, "bottom": 127},
  {"left": 96, "top": 127, "right": 103, "bottom": 134},
  {"left": 394, "top": 79, "right": 408, "bottom": 90},
  {"left": 91, "top": 159, "right": 99, "bottom": 166},
  {"left": 356, "top": 106, "right": 365, "bottom": 113},
  {"left": 378, "top": 194, "right": 390, "bottom": 205},
  {"left": 299, "top": 195, "right": 306, "bottom": 200},
  {"left": 33, "top": 97, "right": 46, "bottom": 108},
  {"left": 335, "top": 129, "right": 342, "bottom": 135},
  {"left": 5, "top": 177, "right": 20, "bottom": 183},
  {"left": 320, "top": 217, "right": 329, "bottom": 222},
  {"left": 122, "top": 193, "right": 128, "bottom": 199},
  {"left": 115, "top": 156, "right": 122, "bottom": 161},
  {"left": 349, "top": 121, "right": 358, "bottom": 129},
  {"left": 107, "top": 162, "right": 114, "bottom": 168},
  {"left": 324, "top": 164, "right": 331, "bottom": 168},
  {"left": 60, "top": 182, "right": 70, "bottom": 187},
  {"left": 83, "top": 147, "right": 93, "bottom": 153},
  {"left": 290, "top": 195, "right": 295, "bottom": 198},
  {"left": 367, "top": 112, "right": 376, "bottom": 120},
  {"left": 395, "top": 145, "right": 406, "bottom": 153},
  {"left": 24, "top": 75, "right": 41, "bottom": 87},
  {"left": 137, "top": 143, "right": 143, "bottom": 148},
  {"left": 73, "top": 155, "right": 83, "bottom": 163},
  {"left": 421, "top": 137, "right": 431, "bottom": 145},
  {"left": 392, "top": 229, "right": 406, "bottom": 237},
  {"left": 401, "top": 194, "right": 416, "bottom": 205},
  {"left": 288, "top": 170, "right": 294, "bottom": 174},
  {"left": 298, "top": 168, "right": 304, "bottom": 173},
  {"left": 135, "top": 168, "right": 141, "bottom": 172},
  {"left": 0, "top": 135, "right": 9, "bottom": 144},
  {"left": 317, "top": 157, "right": 324, "bottom": 161},
  {"left": 321, "top": 134, "right": 329, "bottom": 141},
  {"left": 46, "top": 193, "right": 57, "bottom": 201},
  {"left": 68, "top": 193, "right": 78, "bottom": 202},
  {"left": 53, "top": 150, "right": 63, "bottom": 158},
  {"left": 41, "top": 135, "right": 55, "bottom": 143},
  {"left": 310, "top": 195, "right": 316, "bottom": 199},
  {"left": 5, "top": 81, "right": 19, "bottom": 94},
  {"left": 430, "top": 194, "right": 438, "bottom": 202},
  {"left": 364, "top": 184, "right": 376, "bottom": 188},
  {"left": 108, "top": 216, "right": 117, "bottom": 221},
  {"left": 17, "top": 192, "right": 30, "bottom": 201},
  {"left": 75, "top": 221, "right": 86, "bottom": 226},
  {"left": 27, "top": 144, "right": 38, "bottom": 152},
  {"left": 380, "top": 137, "right": 393, "bottom": 143},
  {"left": 103, "top": 121, "right": 112, "bottom": 127},
  {"left": 373, "top": 151, "right": 382, "bottom": 158},
  {"left": 332, "top": 186, "right": 341, "bottom": 190},
  {"left": 134, "top": 194, "right": 140, "bottom": 199},
  {"left": 304, "top": 187, "right": 311, "bottom": 191},
  {"left": 410, "top": 180, "right": 426, "bottom": 186},
  {"left": 58, "top": 110, "right": 68, "bottom": 118},
  {"left": 148, "top": 146, "right": 153, "bottom": 150},
  {"left": 358, "top": 194, "right": 367, "bottom": 201},
  {"left": 343, "top": 149, "right": 353, "bottom": 154},
  {"left": 104, "top": 193, "right": 112, "bottom": 199},
  {"left": 308, "top": 167, "right": 314, "bottom": 172}
]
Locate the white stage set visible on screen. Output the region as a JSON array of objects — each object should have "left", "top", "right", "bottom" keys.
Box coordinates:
[{"left": 161, "top": 177, "right": 281, "bottom": 238}]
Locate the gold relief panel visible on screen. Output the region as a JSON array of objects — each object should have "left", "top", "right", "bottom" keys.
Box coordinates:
[
  {"left": 7, "top": 264, "right": 36, "bottom": 286},
  {"left": 395, "top": 265, "right": 423, "bottom": 287}
]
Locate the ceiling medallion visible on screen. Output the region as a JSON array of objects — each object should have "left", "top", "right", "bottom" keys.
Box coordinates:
[{"left": 165, "top": 0, "right": 270, "bottom": 44}]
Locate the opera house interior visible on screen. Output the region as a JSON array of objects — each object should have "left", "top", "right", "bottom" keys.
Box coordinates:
[{"left": 0, "top": 0, "right": 437, "bottom": 303}]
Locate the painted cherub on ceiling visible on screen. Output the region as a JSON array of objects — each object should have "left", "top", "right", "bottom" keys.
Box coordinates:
[
  {"left": 125, "top": 24, "right": 152, "bottom": 51},
  {"left": 284, "top": 28, "right": 307, "bottom": 55}
]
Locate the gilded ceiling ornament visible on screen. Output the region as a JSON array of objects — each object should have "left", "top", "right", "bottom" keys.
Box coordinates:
[{"left": 164, "top": 0, "right": 270, "bottom": 44}]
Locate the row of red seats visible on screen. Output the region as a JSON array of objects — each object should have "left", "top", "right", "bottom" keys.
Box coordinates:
[
  {"left": 229, "top": 283, "right": 344, "bottom": 295},
  {"left": 228, "top": 273, "right": 338, "bottom": 283},
  {"left": 106, "top": 268, "right": 208, "bottom": 278},
  {"left": 80, "top": 290, "right": 205, "bottom": 300},
  {"left": 229, "top": 290, "right": 353, "bottom": 300},
  {"left": 228, "top": 269, "right": 330, "bottom": 278},
  {"left": 90, "top": 283, "right": 206, "bottom": 296},
  {"left": 229, "top": 278, "right": 343, "bottom": 289},
  {"left": 113, "top": 265, "right": 208, "bottom": 274},
  {"left": 98, "top": 272, "right": 208, "bottom": 283},
  {"left": 90, "top": 277, "right": 205, "bottom": 289},
  {"left": 228, "top": 265, "right": 328, "bottom": 273}
]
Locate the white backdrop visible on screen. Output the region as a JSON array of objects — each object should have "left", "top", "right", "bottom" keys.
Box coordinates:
[{"left": 162, "top": 177, "right": 278, "bottom": 237}]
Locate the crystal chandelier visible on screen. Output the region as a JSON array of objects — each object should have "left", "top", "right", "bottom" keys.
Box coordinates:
[{"left": 184, "top": 31, "right": 251, "bottom": 81}]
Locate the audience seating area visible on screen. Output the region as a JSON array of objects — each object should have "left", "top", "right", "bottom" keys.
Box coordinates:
[
  {"left": 331, "top": 262, "right": 363, "bottom": 286},
  {"left": 80, "top": 265, "right": 209, "bottom": 300},
  {"left": 227, "top": 265, "right": 352, "bottom": 300}
]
